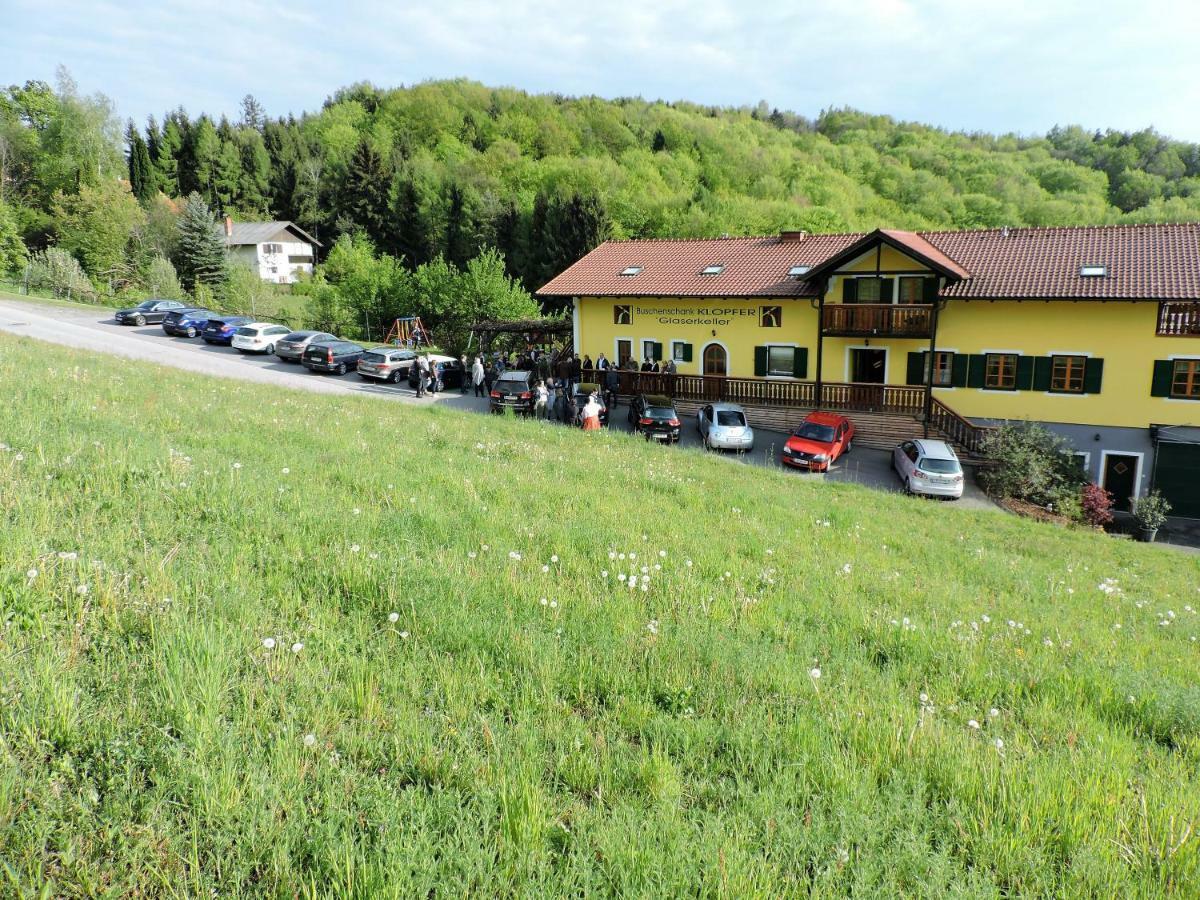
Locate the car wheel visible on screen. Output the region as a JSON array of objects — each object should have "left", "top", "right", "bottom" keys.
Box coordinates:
[
  {"left": 135, "top": 314, "right": 146, "bottom": 326},
  {"left": 186, "top": 327, "right": 196, "bottom": 338},
  {"left": 336, "top": 363, "right": 347, "bottom": 375},
  {"left": 390, "top": 370, "right": 402, "bottom": 384},
  {"left": 845, "top": 439, "right": 853, "bottom": 453},
  {"left": 264, "top": 344, "right": 274, "bottom": 355}
]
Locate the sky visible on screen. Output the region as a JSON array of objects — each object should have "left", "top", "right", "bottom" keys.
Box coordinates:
[{"left": 3, "top": 0, "right": 1200, "bottom": 140}]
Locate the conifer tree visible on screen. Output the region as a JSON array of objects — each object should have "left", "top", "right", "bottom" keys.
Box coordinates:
[
  {"left": 392, "top": 176, "right": 428, "bottom": 268},
  {"left": 175, "top": 192, "right": 226, "bottom": 295},
  {"left": 341, "top": 137, "right": 392, "bottom": 250}
]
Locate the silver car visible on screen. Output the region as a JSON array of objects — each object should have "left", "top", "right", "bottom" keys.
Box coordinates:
[
  {"left": 892, "top": 439, "right": 964, "bottom": 499},
  {"left": 697, "top": 402, "right": 755, "bottom": 451},
  {"left": 275, "top": 330, "right": 337, "bottom": 363},
  {"left": 357, "top": 347, "right": 417, "bottom": 383}
]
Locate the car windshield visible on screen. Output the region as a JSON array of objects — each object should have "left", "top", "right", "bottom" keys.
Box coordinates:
[
  {"left": 794, "top": 423, "right": 836, "bottom": 442},
  {"left": 136, "top": 301, "right": 156, "bottom": 310},
  {"left": 497, "top": 375, "right": 526, "bottom": 385},
  {"left": 645, "top": 407, "right": 676, "bottom": 418},
  {"left": 234, "top": 326, "right": 258, "bottom": 336},
  {"left": 362, "top": 352, "right": 385, "bottom": 363},
  {"left": 716, "top": 411, "right": 745, "bottom": 427},
  {"left": 920, "top": 457, "right": 961, "bottom": 474}
]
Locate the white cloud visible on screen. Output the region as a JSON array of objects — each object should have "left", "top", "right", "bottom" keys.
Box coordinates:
[{"left": 2, "top": 0, "right": 1198, "bottom": 139}]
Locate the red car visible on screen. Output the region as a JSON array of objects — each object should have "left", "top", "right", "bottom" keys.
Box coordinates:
[{"left": 781, "top": 412, "right": 855, "bottom": 472}]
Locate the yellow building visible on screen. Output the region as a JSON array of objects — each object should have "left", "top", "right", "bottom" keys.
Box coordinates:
[{"left": 538, "top": 225, "right": 1200, "bottom": 517}]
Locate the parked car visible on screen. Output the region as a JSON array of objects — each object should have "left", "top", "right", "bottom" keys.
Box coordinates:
[
  {"left": 231, "top": 322, "right": 292, "bottom": 354},
  {"left": 571, "top": 382, "right": 608, "bottom": 426},
  {"left": 275, "top": 330, "right": 337, "bottom": 363},
  {"left": 114, "top": 298, "right": 187, "bottom": 326},
  {"left": 200, "top": 316, "right": 254, "bottom": 345},
  {"left": 358, "top": 348, "right": 417, "bottom": 383},
  {"left": 407, "top": 354, "right": 465, "bottom": 391},
  {"left": 161, "top": 307, "right": 215, "bottom": 337},
  {"left": 697, "top": 402, "right": 754, "bottom": 451},
  {"left": 628, "top": 394, "right": 681, "bottom": 442},
  {"left": 781, "top": 412, "right": 855, "bottom": 472},
  {"left": 892, "top": 439, "right": 964, "bottom": 499},
  {"left": 301, "top": 340, "right": 366, "bottom": 375},
  {"left": 489, "top": 370, "right": 535, "bottom": 414}
]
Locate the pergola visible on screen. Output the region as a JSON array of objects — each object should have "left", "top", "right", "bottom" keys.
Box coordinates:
[{"left": 468, "top": 317, "right": 573, "bottom": 358}]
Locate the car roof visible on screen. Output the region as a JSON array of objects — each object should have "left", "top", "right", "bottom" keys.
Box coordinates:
[
  {"left": 709, "top": 402, "right": 746, "bottom": 412},
  {"left": 497, "top": 369, "right": 531, "bottom": 377},
  {"left": 243, "top": 322, "right": 281, "bottom": 329},
  {"left": 642, "top": 394, "right": 674, "bottom": 406},
  {"left": 210, "top": 315, "right": 250, "bottom": 322},
  {"left": 913, "top": 439, "right": 958, "bottom": 459},
  {"left": 805, "top": 411, "right": 850, "bottom": 426},
  {"left": 575, "top": 381, "right": 601, "bottom": 391}
]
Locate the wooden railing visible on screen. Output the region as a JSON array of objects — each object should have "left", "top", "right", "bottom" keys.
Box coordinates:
[
  {"left": 1157, "top": 302, "right": 1200, "bottom": 336},
  {"left": 929, "top": 397, "right": 993, "bottom": 455},
  {"left": 822, "top": 303, "right": 934, "bottom": 337}
]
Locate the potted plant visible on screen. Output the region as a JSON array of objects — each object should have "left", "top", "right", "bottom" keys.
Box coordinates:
[{"left": 1130, "top": 491, "right": 1171, "bottom": 542}]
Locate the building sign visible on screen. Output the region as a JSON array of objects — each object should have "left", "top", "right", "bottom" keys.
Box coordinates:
[{"left": 630, "top": 304, "right": 759, "bottom": 326}]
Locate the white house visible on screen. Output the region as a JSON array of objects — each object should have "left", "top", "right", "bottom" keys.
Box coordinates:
[{"left": 219, "top": 217, "right": 321, "bottom": 284}]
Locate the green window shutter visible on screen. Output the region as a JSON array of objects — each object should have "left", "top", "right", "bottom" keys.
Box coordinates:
[
  {"left": 753, "top": 346, "right": 768, "bottom": 377},
  {"left": 680, "top": 342, "right": 692, "bottom": 362},
  {"left": 1032, "top": 357, "right": 1053, "bottom": 392},
  {"left": 1015, "top": 355, "right": 1034, "bottom": 390},
  {"left": 1151, "top": 360, "right": 1174, "bottom": 397},
  {"left": 967, "top": 354, "right": 987, "bottom": 388},
  {"left": 906, "top": 351, "right": 926, "bottom": 385},
  {"left": 843, "top": 278, "right": 858, "bottom": 303},
  {"left": 951, "top": 353, "right": 968, "bottom": 387},
  {"left": 922, "top": 277, "right": 939, "bottom": 302},
  {"left": 793, "top": 347, "right": 808, "bottom": 379},
  {"left": 878, "top": 278, "right": 894, "bottom": 302},
  {"left": 1083, "top": 357, "right": 1104, "bottom": 394}
]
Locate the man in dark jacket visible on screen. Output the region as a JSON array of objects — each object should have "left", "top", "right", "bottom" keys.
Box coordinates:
[
  {"left": 569, "top": 355, "right": 582, "bottom": 390},
  {"left": 603, "top": 366, "right": 620, "bottom": 412}
]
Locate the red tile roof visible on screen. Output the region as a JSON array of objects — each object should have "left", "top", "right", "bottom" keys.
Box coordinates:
[{"left": 536, "top": 223, "right": 1200, "bottom": 301}]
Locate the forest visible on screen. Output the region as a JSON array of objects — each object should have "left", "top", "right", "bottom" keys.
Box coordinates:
[{"left": 3, "top": 69, "right": 1200, "bottom": 340}]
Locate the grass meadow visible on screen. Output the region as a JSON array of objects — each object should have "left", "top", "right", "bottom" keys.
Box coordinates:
[{"left": 1, "top": 333, "right": 1199, "bottom": 897}]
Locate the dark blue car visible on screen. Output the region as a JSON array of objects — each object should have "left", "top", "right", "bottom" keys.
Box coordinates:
[
  {"left": 162, "top": 308, "right": 216, "bottom": 338},
  {"left": 200, "top": 316, "right": 253, "bottom": 345}
]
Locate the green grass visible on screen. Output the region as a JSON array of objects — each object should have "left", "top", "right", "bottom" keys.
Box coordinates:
[{"left": 1, "top": 333, "right": 1198, "bottom": 897}]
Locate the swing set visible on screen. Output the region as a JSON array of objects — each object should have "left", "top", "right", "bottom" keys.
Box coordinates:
[{"left": 383, "top": 316, "right": 433, "bottom": 348}]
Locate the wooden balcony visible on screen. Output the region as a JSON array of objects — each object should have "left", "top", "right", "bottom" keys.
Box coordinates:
[
  {"left": 1157, "top": 302, "right": 1200, "bottom": 337},
  {"left": 821, "top": 303, "right": 934, "bottom": 338}
]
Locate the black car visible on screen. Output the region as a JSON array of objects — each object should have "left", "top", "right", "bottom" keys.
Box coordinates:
[
  {"left": 407, "top": 355, "right": 466, "bottom": 391},
  {"left": 302, "top": 340, "right": 366, "bottom": 375},
  {"left": 162, "top": 307, "right": 216, "bottom": 337},
  {"left": 200, "top": 316, "right": 253, "bottom": 345},
  {"left": 114, "top": 298, "right": 187, "bottom": 326},
  {"left": 571, "top": 382, "right": 608, "bottom": 426},
  {"left": 489, "top": 370, "right": 535, "bottom": 414},
  {"left": 628, "top": 394, "right": 681, "bottom": 442}
]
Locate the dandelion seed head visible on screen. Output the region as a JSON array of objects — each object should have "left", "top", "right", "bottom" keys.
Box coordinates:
[
  {"left": 262, "top": 637, "right": 276, "bottom": 650},
  {"left": 809, "top": 667, "right": 821, "bottom": 679},
  {"left": 303, "top": 733, "right": 316, "bottom": 747},
  {"left": 388, "top": 612, "right": 400, "bottom": 623},
  {"left": 968, "top": 719, "right": 980, "bottom": 729},
  {"left": 291, "top": 642, "right": 304, "bottom": 653}
]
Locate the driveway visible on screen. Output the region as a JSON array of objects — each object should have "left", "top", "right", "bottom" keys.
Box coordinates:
[{"left": 0, "top": 296, "right": 996, "bottom": 510}]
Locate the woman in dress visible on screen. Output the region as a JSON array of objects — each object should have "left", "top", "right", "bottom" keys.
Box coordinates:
[{"left": 581, "top": 393, "right": 603, "bottom": 431}]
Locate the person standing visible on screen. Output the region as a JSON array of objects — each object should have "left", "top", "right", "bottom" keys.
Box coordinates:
[
  {"left": 459, "top": 355, "right": 470, "bottom": 393},
  {"left": 472, "top": 356, "right": 486, "bottom": 397},
  {"left": 582, "top": 355, "right": 593, "bottom": 378},
  {"left": 534, "top": 380, "right": 550, "bottom": 420},
  {"left": 596, "top": 352, "right": 609, "bottom": 372},
  {"left": 415, "top": 354, "right": 429, "bottom": 397},
  {"left": 581, "top": 392, "right": 602, "bottom": 431},
  {"left": 604, "top": 365, "right": 620, "bottom": 412}
]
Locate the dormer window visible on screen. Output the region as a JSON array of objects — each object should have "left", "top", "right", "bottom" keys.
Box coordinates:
[
  {"left": 1080, "top": 264, "right": 1107, "bottom": 277},
  {"left": 620, "top": 266, "right": 643, "bottom": 276},
  {"left": 700, "top": 264, "right": 725, "bottom": 275},
  {"left": 787, "top": 265, "right": 811, "bottom": 277}
]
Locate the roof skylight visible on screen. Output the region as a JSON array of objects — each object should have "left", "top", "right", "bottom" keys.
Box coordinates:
[
  {"left": 1079, "top": 264, "right": 1107, "bottom": 277},
  {"left": 620, "top": 266, "right": 643, "bottom": 276},
  {"left": 700, "top": 264, "right": 725, "bottom": 275},
  {"left": 788, "top": 265, "right": 812, "bottom": 277}
]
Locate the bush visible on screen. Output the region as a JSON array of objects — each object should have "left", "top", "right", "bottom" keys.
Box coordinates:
[
  {"left": 140, "top": 256, "right": 183, "bottom": 299},
  {"left": 26, "top": 247, "right": 96, "bottom": 300},
  {"left": 1131, "top": 491, "right": 1172, "bottom": 531},
  {"left": 978, "top": 423, "right": 1087, "bottom": 506},
  {"left": 1081, "top": 484, "right": 1115, "bottom": 528}
]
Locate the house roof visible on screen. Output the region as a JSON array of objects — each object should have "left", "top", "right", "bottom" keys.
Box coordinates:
[
  {"left": 536, "top": 223, "right": 1200, "bottom": 301},
  {"left": 219, "top": 221, "right": 322, "bottom": 248}
]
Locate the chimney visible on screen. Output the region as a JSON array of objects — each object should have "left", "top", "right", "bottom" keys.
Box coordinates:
[
  {"left": 224, "top": 216, "right": 233, "bottom": 238},
  {"left": 780, "top": 230, "right": 807, "bottom": 242}
]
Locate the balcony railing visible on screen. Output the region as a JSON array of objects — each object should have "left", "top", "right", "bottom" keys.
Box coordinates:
[
  {"left": 1157, "top": 302, "right": 1200, "bottom": 337},
  {"left": 822, "top": 303, "right": 933, "bottom": 337}
]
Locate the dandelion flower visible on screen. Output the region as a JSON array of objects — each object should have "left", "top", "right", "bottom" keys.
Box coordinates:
[
  {"left": 619, "top": 553, "right": 626, "bottom": 560},
  {"left": 281, "top": 467, "right": 290, "bottom": 475},
  {"left": 841, "top": 563, "right": 851, "bottom": 574},
  {"left": 468, "top": 551, "right": 477, "bottom": 559},
  {"left": 26, "top": 568, "right": 37, "bottom": 580},
  {"left": 919, "top": 692, "right": 929, "bottom": 704},
  {"left": 981, "top": 615, "right": 991, "bottom": 623},
  {"left": 685, "top": 559, "right": 693, "bottom": 568},
  {"left": 994, "top": 738, "right": 1004, "bottom": 750},
  {"left": 232, "top": 462, "right": 242, "bottom": 469},
  {"left": 550, "top": 555, "right": 559, "bottom": 563},
  {"left": 262, "top": 637, "right": 276, "bottom": 650},
  {"left": 549, "top": 600, "right": 558, "bottom": 609},
  {"left": 350, "top": 544, "right": 360, "bottom": 553},
  {"left": 388, "top": 612, "right": 400, "bottom": 623},
  {"left": 601, "top": 570, "right": 608, "bottom": 578},
  {"left": 618, "top": 573, "right": 627, "bottom": 582},
  {"left": 540, "top": 598, "right": 548, "bottom": 606},
  {"left": 989, "top": 708, "right": 1000, "bottom": 718},
  {"left": 398, "top": 631, "right": 409, "bottom": 639},
  {"left": 809, "top": 667, "right": 821, "bottom": 679},
  {"left": 541, "top": 565, "right": 550, "bottom": 573},
  {"left": 608, "top": 551, "right": 617, "bottom": 560},
  {"left": 630, "top": 553, "right": 637, "bottom": 560},
  {"left": 967, "top": 719, "right": 980, "bottom": 729},
  {"left": 303, "top": 733, "right": 316, "bottom": 747},
  {"left": 646, "top": 620, "right": 659, "bottom": 635},
  {"left": 76, "top": 584, "right": 88, "bottom": 595},
  {"left": 352, "top": 508, "right": 361, "bottom": 516},
  {"left": 291, "top": 642, "right": 304, "bottom": 654},
  {"left": 658, "top": 550, "right": 667, "bottom": 558}
]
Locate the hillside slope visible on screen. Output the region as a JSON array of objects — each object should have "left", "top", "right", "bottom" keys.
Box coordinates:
[{"left": 1, "top": 334, "right": 1198, "bottom": 896}]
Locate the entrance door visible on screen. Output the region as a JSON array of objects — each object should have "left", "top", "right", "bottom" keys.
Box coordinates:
[
  {"left": 849, "top": 348, "right": 886, "bottom": 409},
  {"left": 702, "top": 343, "right": 726, "bottom": 400},
  {"left": 616, "top": 340, "right": 632, "bottom": 368},
  {"left": 1153, "top": 442, "right": 1200, "bottom": 518},
  {"left": 1102, "top": 453, "right": 1139, "bottom": 512}
]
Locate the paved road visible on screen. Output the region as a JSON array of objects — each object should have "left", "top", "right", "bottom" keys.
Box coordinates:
[{"left": 0, "top": 297, "right": 996, "bottom": 510}]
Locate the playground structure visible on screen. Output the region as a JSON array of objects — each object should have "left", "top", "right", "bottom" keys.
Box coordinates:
[{"left": 383, "top": 316, "right": 433, "bottom": 348}]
